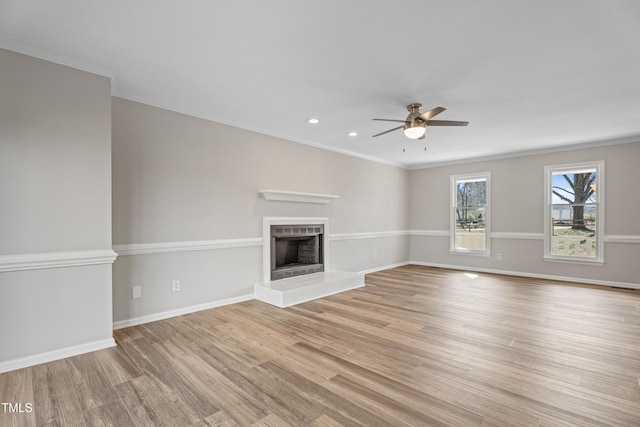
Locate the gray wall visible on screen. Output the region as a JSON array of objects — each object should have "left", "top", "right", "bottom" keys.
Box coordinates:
[
  {"left": 409, "top": 142, "right": 640, "bottom": 286},
  {"left": 0, "top": 49, "right": 115, "bottom": 368},
  {"left": 111, "top": 97, "right": 410, "bottom": 325}
]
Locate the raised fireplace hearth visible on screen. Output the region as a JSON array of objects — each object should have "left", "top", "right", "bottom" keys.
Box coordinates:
[{"left": 271, "top": 224, "right": 324, "bottom": 281}]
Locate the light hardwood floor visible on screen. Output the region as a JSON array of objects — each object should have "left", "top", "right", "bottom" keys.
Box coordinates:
[{"left": 2, "top": 265, "right": 640, "bottom": 426}]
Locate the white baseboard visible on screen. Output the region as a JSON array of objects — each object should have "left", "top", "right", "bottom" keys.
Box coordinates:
[
  {"left": 0, "top": 338, "right": 116, "bottom": 374},
  {"left": 409, "top": 261, "right": 640, "bottom": 290},
  {"left": 359, "top": 261, "right": 411, "bottom": 275},
  {"left": 112, "top": 293, "right": 255, "bottom": 329}
]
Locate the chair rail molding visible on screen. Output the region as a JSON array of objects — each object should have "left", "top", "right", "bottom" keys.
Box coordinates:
[
  {"left": 113, "top": 238, "right": 263, "bottom": 256},
  {"left": 605, "top": 235, "right": 640, "bottom": 244},
  {"left": 0, "top": 249, "right": 118, "bottom": 272},
  {"left": 330, "top": 230, "right": 410, "bottom": 241}
]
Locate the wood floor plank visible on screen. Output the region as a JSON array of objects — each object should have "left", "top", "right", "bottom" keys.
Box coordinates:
[
  {"left": 155, "top": 338, "right": 268, "bottom": 426},
  {"left": 112, "top": 326, "right": 143, "bottom": 343},
  {"left": 93, "top": 345, "right": 143, "bottom": 387},
  {"left": 66, "top": 352, "right": 121, "bottom": 411},
  {"left": 81, "top": 399, "right": 136, "bottom": 427},
  {"left": 254, "top": 359, "right": 399, "bottom": 427},
  {"left": 307, "top": 414, "right": 345, "bottom": 427},
  {"left": 193, "top": 410, "right": 239, "bottom": 427},
  {"left": 0, "top": 368, "right": 36, "bottom": 427},
  {"left": 242, "top": 363, "right": 325, "bottom": 425},
  {"left": 118, "top": 337, "right": 219, "bottom": 424},
  {"left": 31, "top": 360, "right": 75, "bottom": 405},
  {"left": 30, "top": 359, "right": 86, "bottom": 426},
  {"left": 115, "top": 375, "right": 186, "bottom": 427},
  {"left": 34, "top": 395, "right": 87, "bottom": 427}
]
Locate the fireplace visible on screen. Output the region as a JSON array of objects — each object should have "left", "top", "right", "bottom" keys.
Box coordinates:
[
  {"left": 271, "top": 224, "right": 324, "bottom": 280},
  {"left": 257, "top": 216, "right": 363, "bottom": 307}
]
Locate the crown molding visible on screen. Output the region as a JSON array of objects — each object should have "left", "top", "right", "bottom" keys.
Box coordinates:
[
  {"left": 408, "top": 135, "right": 640, "bottom": 170},
  {"left": 0, "top": 34, "right": 118, "bottom": 79},
  {"left": 110, "top": 93, "right": 409, "bottom": 169}
]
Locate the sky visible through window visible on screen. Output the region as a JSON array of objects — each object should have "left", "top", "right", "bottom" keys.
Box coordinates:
[{"left": 551, "top": 171, "right": 597, "bottom": 204}]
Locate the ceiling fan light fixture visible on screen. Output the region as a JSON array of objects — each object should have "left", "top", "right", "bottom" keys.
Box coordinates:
[{"left": 403, "top": 121, "right": 426, "bottom": 139}]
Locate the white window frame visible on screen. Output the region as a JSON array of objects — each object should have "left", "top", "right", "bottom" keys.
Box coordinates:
[
  {"left": 450, "top": 172, "right": 491, "bottom": 256},
  {"left": 544, "top": 161, "right": 604, "bottom": 265}
]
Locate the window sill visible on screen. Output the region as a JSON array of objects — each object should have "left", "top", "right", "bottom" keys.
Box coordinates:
[{"left": 543, "top": 256, "right": 604, "bottom": 266}]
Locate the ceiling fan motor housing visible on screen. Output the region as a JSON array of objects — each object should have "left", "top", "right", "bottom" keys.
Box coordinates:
[{"left": 404, "top": 103, "right": 426, "bottom": 138}]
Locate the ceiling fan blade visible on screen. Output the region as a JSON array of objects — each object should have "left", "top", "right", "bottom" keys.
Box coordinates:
[
  {"left": 372, "top": 118, "right": 407, "bottom": 123},
  {"left": 425, "top": 120, "right": 469, "bottom": 126},
  {"left": 419, "top": 106, "right": 446, "bottom": 122},
  {"left": 372, "top": 125, "right": 404, "bottom": 137}
]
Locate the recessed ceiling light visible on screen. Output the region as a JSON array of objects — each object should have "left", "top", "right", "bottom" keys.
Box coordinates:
[
  {"left": 307, "top": 118, "right": 319, "bottom": 124},
  {"left": 348, "top": 131, "right": 358, "bottom": 137}
]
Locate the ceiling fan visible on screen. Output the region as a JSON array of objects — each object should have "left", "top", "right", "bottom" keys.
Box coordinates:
[{"left": 373, "top": 103, "right": 468, "bottom": 140}]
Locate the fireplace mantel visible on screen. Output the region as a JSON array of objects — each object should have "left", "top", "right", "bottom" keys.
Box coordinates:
[{"left": 259, "top": 190, "right": 339, "bottom": 204}]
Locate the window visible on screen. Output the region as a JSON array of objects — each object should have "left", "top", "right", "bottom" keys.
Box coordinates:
[
  {"left": 544, "top": 161, "right": 604, "bottom": 264},
  {"left": 451, "top": 172, "right": 490, "bottom": 256}
]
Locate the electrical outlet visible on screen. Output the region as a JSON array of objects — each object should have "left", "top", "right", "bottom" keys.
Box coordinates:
[
  {"left": 496, "top": 253, "right": 503, "bottom": 260},
  {"left": 132, "top": 286, "right": 142, "bottom": 299},
  {"left": 172, "top": 279, "right": 181, "bottom": 292}
]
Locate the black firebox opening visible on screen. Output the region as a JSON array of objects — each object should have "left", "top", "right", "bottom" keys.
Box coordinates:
[{"left": 270, "top": 224, "right": 324, "bottom": 280}]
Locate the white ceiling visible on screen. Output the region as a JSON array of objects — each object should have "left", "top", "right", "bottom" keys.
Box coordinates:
[{"left": 2, "top": 1, "right": 640, "bottom": 169}]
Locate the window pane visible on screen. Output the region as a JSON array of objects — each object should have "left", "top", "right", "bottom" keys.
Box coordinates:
[
  {"left": 456, "top": 180, "right": 486, "bottom": 207},
  {"left": 551, "top": 204, "right": 597, "bottom": 257},
  {"left": 551, "top": 170, "right": 596, "bottom": 204},
  {"left": 454, "top": 207, "right": 486, "bottom": 251}
]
